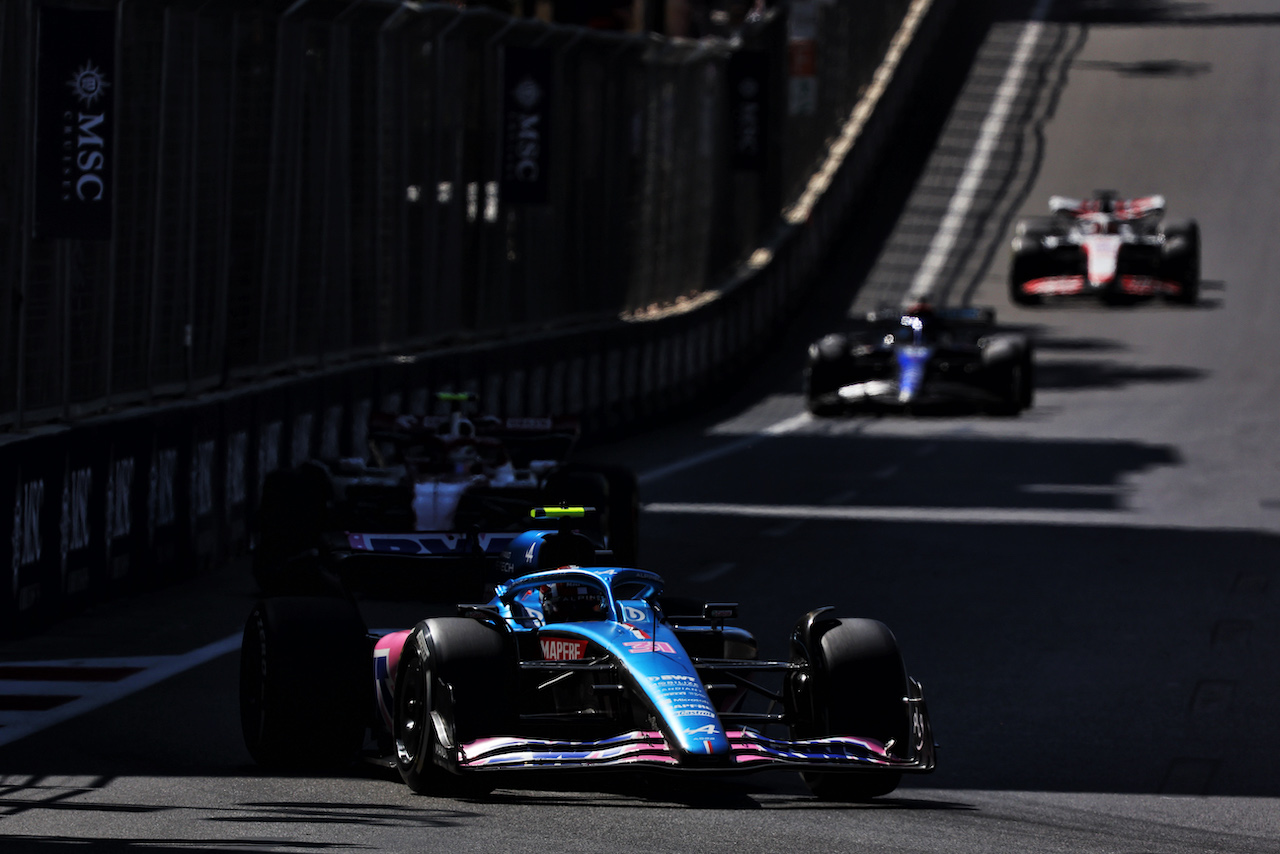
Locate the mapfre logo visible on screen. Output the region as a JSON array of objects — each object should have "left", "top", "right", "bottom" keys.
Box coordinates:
[{"left": 540, "top": 637, "right": 588, "bottom": 661}]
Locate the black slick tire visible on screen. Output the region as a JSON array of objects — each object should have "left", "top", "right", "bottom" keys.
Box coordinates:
[
  {"left": 1009, "top": 225, "right": 1050, "bottom": 306},
  {"left": 252, "top": 464, "right": 332, "bottom": 594},
  {"left": 1162, "top": 219, "right": 1201, "bottom": 305},
  {"left": 393, "top": 617, "right": 513, "bottom": 797},
  {"left": 795, "top": 618, "right": 910, "bottom": 801},
  {"left": 239, "top": 596, "right": 368, "bottom": 769},
  {"left": 598, "top": 465, "right": 641, "bottom": 566}
]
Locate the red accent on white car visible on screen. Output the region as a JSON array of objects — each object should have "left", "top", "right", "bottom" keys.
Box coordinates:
[
  {"left": 1023, "top": 275, "right": 1085, "bottom": 295},
  {"left": 1120, "top": 275, "right": 1179, "bottom": 296}
]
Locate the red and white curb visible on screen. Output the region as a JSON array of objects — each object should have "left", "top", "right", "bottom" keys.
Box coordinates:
[{"left": 0, "top": 633, "right": 240, "bottom": 748}]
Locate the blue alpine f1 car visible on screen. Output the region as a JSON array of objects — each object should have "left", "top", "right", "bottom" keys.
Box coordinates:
[{"left": 239, "top": 508, "right": 935, "bottom": 800}]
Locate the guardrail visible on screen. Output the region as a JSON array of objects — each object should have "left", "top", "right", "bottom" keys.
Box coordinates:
[
  {"left": 0, "top": 0, "right": 914, "bottom": 427},
  {"left": 0, "top": 0, "right": 954, "bottom": 634}
]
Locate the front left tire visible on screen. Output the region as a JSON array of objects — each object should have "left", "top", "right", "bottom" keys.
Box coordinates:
[
  {"left": 393, "top": 617, "right": 513, "bottom": 796},
  {"left": 239, "top": 596, "right": 368, "bottom": 769}
]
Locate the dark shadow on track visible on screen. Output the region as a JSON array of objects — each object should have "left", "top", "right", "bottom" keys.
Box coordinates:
[
  {"left": 1033, "top": 360, "right": 1206, "bottom": 391},
  {"left": 1075, "top": 58, "right": 1212, "bottom": 76},
  {"left": 477, "top": 773, "right": 976, "bottom": 811},
  {"left": 638, "top": 462, "right": 1280, "bottom": 797},
  {"left": 644, "top": 433, "right": 1179, "bottom": 510},
  {"left": 1, "top": 431, "right": 1277, "bottom": 801},
  {"left": 1013, "top": 332, "right": 1127, "bottom": 352}
]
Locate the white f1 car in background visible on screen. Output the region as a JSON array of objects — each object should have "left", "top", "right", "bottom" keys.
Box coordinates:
[{"left": 1009, "top": 191, "right": 1200, "bottom": 305}]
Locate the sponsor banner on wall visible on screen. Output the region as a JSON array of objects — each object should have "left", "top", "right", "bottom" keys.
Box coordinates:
[
  {"left": 60, "top": 424, "right": 104, "bottom": 602},
  {"left": 252, "top": 381, "right": 290, "bottom": 513},
  {"left": 787, "top": 0, "right": 818, "bottom": 117},
  {"left": 728, "top": 50, "right": 770, "bottom": 172},
  {"left": 343, "top": 365, "right": 383, "bottom": 458},
  {"left": 221, "top": 394, "right": 253, "bottom": 560},
  {"left": 33, "top": 5, "right": 117, "bottom": 240},
  {"left": 0, "top": 442, "right": 16, "bottom": 626},
  {"left": 501, "top": 45, "right": 553, "bottom": 205},
  {"left": 102, "top": 414, "right": 150, "bottom": 592},
  {"left": 189, "top": 402, "right": 222, "bottom": 575},
  {"left": 286, "top": 379, "right": 321, "bottom": 470},
  {"left": 374, "top": 359, "right": 412, "bottom": 420},
  {"left": 147, "top": 409, "right": 193, "bottom": 583},
  {"left": 7, "top": 433, "right": 64, "bottom": 627}
]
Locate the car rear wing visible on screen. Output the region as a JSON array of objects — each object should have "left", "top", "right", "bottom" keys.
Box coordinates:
[
  {"left": 1049, "top": 193, "right": 1166, "bottom": 220},
  {"left": 365, "top": 411, "right": 580, "bottom": 469},
  {"left": 345, "top": 531, "right": 520, "bottom": 556},
  {"left": 324, "top": 530, "right": 522, "bottom": 601}
]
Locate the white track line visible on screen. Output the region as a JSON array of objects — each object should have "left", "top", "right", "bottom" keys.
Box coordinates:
[
  {"left": 907, "top": 0, "right": 1055, "bottom": 302},
  {"left": 636, "top": 413, "right": 812, "bottom": 486},
  {"left": 643, "top": 501, "right": 1255, "bottom": 532}
]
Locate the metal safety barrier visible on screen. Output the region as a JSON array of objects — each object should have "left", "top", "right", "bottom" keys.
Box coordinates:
[
  {"left": 0, "top": 0, "right": 909, "bottom": 427},
  {"left": 0, "top": 0, "right": 947, "bottom": 633}
]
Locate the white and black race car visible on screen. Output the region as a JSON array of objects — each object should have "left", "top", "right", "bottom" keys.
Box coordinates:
[
  {"left": 252, "top": 394, "right": 639, "bottom": 598},
  {"left": 1009, "top": 191, "right": 1200, "bottom": 305}
]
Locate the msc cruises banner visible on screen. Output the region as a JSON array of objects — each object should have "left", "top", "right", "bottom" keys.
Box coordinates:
[
  {"left": 501, "top": 45, "right": 553, "bottom": 206},
  {"left": 34, "top": 5, "right": 117, "bottom": 240},
  {"left": 728, "top": 50, "right": 770, "bottom": 172}
]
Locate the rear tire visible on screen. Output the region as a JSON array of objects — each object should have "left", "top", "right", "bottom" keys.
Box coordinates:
[
  {"left": 598, "top": 465, "right": 641, "bottom": 566},
  {"left": 253, "top": 464, "right": 332, "bottom": 594},
  {"left": 1162, "top": 219, "right": 1201, "bottom": 305},
  {"left": 393, "top": 617, "right": 513, "bottom": 796},
  {"left": 998, "top": 348, "right": 1033, "bottom": 416},
  {"left": 239, "top": 596, "right": 368, "bottom": 769},
  {"left": 804, "top": 336, "right": 851, "bottom": 417},
  {"left": 1009, "top": 224, "right": 1052, "bottom": 306},
  {"left": 1018, "top": 342, "right": 1035, "bottom": 410},
  {"left": 794, "top": 618, "right": 910, "bottom": 801},
  {"left": 547, "top": 464, "right": 640, "bottom": 565}
]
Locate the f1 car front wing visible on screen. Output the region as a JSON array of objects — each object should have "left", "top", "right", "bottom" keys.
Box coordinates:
[{"left": 451, "top": 680, "right": 935, "bottom": 774}]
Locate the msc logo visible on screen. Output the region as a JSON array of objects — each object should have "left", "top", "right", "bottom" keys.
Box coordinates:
[{"left": 67, "top": 62, "right": 109, "bottom": 107}]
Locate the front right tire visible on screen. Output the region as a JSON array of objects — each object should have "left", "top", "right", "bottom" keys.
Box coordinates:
[
  {"left": 1161, "top": 219, "right": 1201, "bottom": 305},
  {"left": 792, "top": 617, "right": 911, "bottom": 801}
]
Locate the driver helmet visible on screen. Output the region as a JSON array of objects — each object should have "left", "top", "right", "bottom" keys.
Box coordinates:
[
  {"left": 903, "top": 301, "right": 935, "bottom": 321},
  {"left": 899, "top": 302, "right": 936, "bottom": 341},
  {"left": 539, "top": 582, "right": 606, "bottom": 623},
  {"left": 448, "top": 441, "right": 480, "bottom": 474}
]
